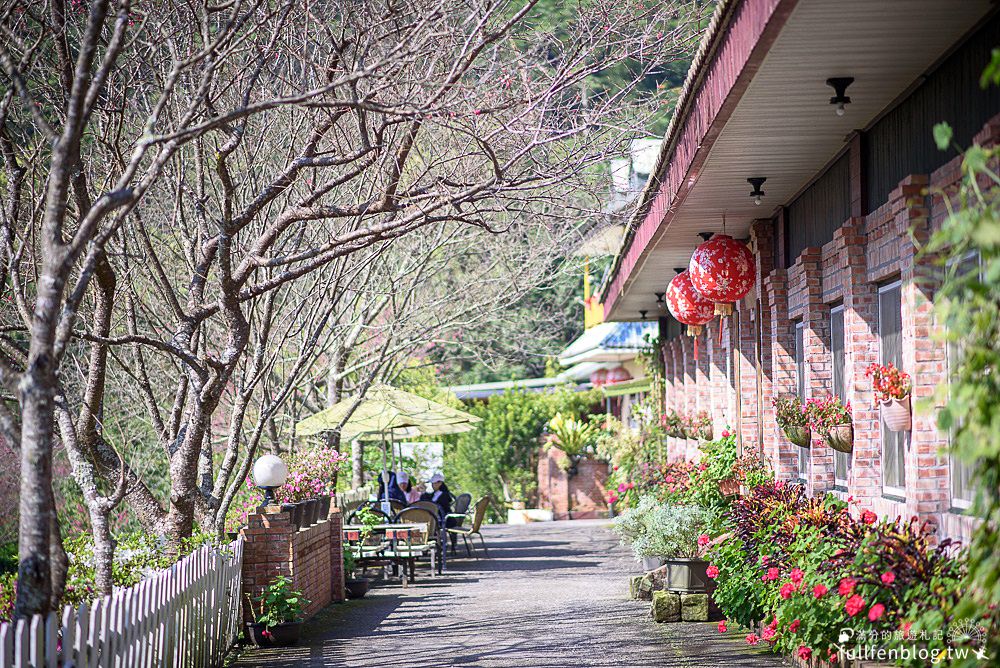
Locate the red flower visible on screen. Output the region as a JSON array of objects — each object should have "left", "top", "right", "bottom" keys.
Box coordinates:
[
  {"left": 900, "top": 621, "right": 913, "bottom": 639},
  {"left": 861, "top": 509, "right": 877, "bottom": 525},
  {"left": 722, "top": 429, "right": 730, "bottom": 438},
  {"left": 789, "top": 619, "right": 801, "bottom": 633},
  {"left": 838, "top": 578, "right": 857, "bottom": 597},
  {"left": 797, "top": 646, "right": 812, "bottom": 661},
  {"left": 790, "top": 568, "right": 804, "bottom": 584},
  {"left": 869, "top": 603, "right": 886, "bottom": 621},
  {"left": 745, "top": 634, "right": 760, "bottom": 646},
  {"left": 761, "top": 626, "right": 776, "bottom": 641},
  {"left": 764, "top": 567, "right": 780, "bottom": 582},
  {"left": 845, "top": 594, "right": 865, "bottom": 617},
  {"left": 880, "top": 571, "right": 896, "bottom": 585},
  {"left": 698, "top": 534, "right": 710, "bottom": 547},
  {"left": 780, "top": 582, "right": 796, "bottom": 600},
  {"left": 718, "top": 620, "right": 727, "bottom": 633},
  {"left": 706, "top": 565, "right": 719, "bottom": 579},
  {"left": 829, "top": 652, "right": 838, "bottom": 663},
  {"left": 813, "top": 583, "right": 829, "bottom": 598}
]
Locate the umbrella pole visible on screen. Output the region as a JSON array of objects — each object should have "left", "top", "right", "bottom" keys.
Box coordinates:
[{"left": 382, "top": 433, "right": 389, "bottom": 510}]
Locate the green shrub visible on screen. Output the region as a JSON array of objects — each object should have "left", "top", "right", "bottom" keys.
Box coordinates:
[{"left": 613, "top": 496, "right": 709, "bottom": 559}]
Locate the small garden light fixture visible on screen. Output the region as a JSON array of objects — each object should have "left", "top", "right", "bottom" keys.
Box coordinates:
[
  {"left": 826, "top": 77, "right": 854, "bottom": 116},
  {"left": 253, "top": 454, "right": 289, "bottom": 507},
  {"left": 747, "top": 177, "right": 766, "bottom": 205}
]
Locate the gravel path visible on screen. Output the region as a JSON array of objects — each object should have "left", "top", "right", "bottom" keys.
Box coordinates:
[{"left": 229, "top": 519, "right": 787, "bottom": 667}]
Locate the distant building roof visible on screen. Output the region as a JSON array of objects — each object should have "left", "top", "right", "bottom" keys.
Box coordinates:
[
  {"left": 557, "top": 321, "right": 657, "bottom": 367},
  {"left": 447, "top": 376, "right": 590, "bottom": 401}
]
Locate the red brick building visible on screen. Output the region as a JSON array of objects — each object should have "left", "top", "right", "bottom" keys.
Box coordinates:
[{"left": 600, "top": 0, "right": 1000, "bottom": 543}]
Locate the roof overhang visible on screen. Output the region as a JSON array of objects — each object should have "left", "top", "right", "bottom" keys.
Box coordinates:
[{"left": 601, "top": 0, "right": 994, "bottom": 320}]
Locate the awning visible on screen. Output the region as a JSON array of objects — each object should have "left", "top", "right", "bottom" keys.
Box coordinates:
[
  {"left": 558, "top": 321, "right": 657, "bottom": 366},
  {"left": 601, "top": 377, "right": 652, "bottom": 398}
]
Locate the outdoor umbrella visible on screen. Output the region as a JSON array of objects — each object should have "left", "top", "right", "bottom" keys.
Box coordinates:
[{"left": 294, "top": 384, "right": 480, "bottom": 508}]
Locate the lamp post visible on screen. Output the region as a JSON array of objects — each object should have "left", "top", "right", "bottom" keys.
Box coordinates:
[{"left": 253, "top": 454, "right": 289, "bottom": 509}]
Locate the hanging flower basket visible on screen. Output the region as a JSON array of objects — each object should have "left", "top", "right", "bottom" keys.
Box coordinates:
[
  {"left": 824, "top": 423, "right": 854, "bottom": 453},
  {"left": 782, "top": 425, "right": 812, "bottom": 449},
  {"left": 881, "top": 396, "right": 911, "bottom": 432}
]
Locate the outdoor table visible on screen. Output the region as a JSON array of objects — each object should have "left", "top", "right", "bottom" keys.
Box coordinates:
[{"left": 343, "top": 523, "right": 431, "bottom": 586}]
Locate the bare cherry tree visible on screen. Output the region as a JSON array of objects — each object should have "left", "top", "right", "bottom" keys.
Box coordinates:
[{"left": 1, "top": 0, "right": 707, "bottom": 615}]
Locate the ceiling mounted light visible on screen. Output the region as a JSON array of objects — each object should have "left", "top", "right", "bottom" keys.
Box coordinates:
[
  {"left": 826, "top": 77, "right": 854, "bottom": 116},
  {"left": 747, "top": 177, "right": 766, "bottom": 206},
  {"left": 639, "top": 310, "right": 648, "bottom": 320},
  {"left": 655, "top": 292, "right": 666, "bottom": 307}
]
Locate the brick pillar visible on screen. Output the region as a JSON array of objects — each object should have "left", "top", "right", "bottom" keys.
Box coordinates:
[
  {"left": 736, "top": 304, "right": 759, "bottom": 457},
  {"left": 707, "top": 319, "right": 727, "bottom": 434},
  {"left": 800, "top": 247, "right": 835, "bottom": 496},
  {"left": 241, "top": 509, "right": 295, "bottom": 624},
  {"left": 764, "top": 268, "right": 799, "bottom": 481},
  {"left": 695, "top": 327, "right": 711, "bottom": 428},
  {"left": 897, "top": 176, "right": 949, "bottom": 526},
  {"left": 751, "top": 220, "right": 776, "bottom": 462},
  {"left": 328, "top": 508, "right": 345, "bottom": 603},
  {"left": 664, "top": 336, "right": 676, "bottom": 414},
  {"left": 841, "top": 219, "right": 880, "bottom": 507},
  {"left": 680, "top": 334, "right": 694, "bottom": 417}
]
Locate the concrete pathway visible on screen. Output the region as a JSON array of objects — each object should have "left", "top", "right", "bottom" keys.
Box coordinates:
[{"left": 229, "top": 520, "right": 787, "bottom": 667}]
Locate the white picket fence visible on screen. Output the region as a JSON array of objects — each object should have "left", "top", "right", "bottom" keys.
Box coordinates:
[{"left": 0, "top": 539, "right": 244, "bottom": 668}]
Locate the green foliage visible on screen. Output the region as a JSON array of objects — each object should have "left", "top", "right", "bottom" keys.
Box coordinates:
[
  {"left": 445, "top": 386, "right": 599, "bottom": 520},
  {"left": 684, "top": 435, "right": 738, "bottom": 515},
  {"left": 613, "top": 496, "right": 709, "bottom": 559},
  {"left": 343, "top": 547, "right": 357, "bottom": 578},
  {"left": 355, "top": 506, "right": 382, "bottom": 542},
  {"left": 248, "top": 576, "right": 309, "bottom": 628},
  {"left": 547, "top": 412, "right": 598, "bottom": 464},
  {"left": 0, "top": 542, "right": 16, "bottom": 575},
  {"left": 923, "top": 104, "right": 1000, "bottom": 663}
]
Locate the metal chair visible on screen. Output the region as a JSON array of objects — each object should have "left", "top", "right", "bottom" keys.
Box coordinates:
[
  {"left": 447, "top": 496, "right": 490, "bottom": 558},
  {"left": 346, "top": 505, "right": 389, "bottom": 525},
  {"left": 393, "top": 507, "right": 440, "bottom": 575},
  {"left": 447, "top": 493, "right": 473, "bottom": 554},
  {"left": 410, "top": 500, "right": 441, "bottom": 516}
]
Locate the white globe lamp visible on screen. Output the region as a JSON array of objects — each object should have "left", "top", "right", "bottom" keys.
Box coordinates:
[{"left": 253, "top": 454, "right": 289, "bottom": 507}]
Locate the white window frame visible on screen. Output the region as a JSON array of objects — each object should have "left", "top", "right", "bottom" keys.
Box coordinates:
[
  {"left": 946, "top": 252, "right": 980, "bottom": 510},
  {"left": 795, "top": 321, "right": 810, "bottom": 482},
  {"left": 878, "top": 280, "right": 906, "bottom": 499},
  {"left": 830, "top": 304, "right": 850, "bottom": 488}
]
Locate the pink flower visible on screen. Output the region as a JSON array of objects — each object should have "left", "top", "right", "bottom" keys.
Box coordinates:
[
  {"left": 838, "top": 577, "right": 856, "bottom": 597},
  {"left": 699, "top": 463, "right": 708, "bottom": 471},
  {"left": 790, "top": 568, "right": 804, "bottom": 584},
  {"left": 900, "top": 621, "right": 912, "bottom": 638},
  {"left": 760, "top": 555, "right": 770, "bottom": 565},
  {"left": 780, "top": 582, "right": 795, "bottom": 599},
  {"left": 764, "top": 567, "right": 780, "bottom": 582},
  {"left": 761, "top": 626, "right": 775, "bottom": 641},
  {"left": 868, "top": 603, "right": 885, "bottom": 621},
  {"left": 797, "top": 646, "right": 812, "bottom": 661},
  {"left": 706, "top": 565, "right": 719, "bottom": 579},
  {"left": 722, "top": 429, "right": 730, "bottom": 438},
  {"left": 789, "top": 618, "right": 801, "bottom": 633},
  {"left": 698, "top": 534, "right": 711, "bottom": 547},
  {"left": 745, "top": 634, "right": 760, "bottom": 646},
  {"left": 861, "top": 509, "right": 877, "bottom": 525},
  {"left": 880, "top": 571, "right": 896, "bottom": 585},
  {"left": 813, "top": 583, "right": 828, "bottom": 598},
  {"left": 845, "top": 594, "right": 865, "bottom": 617},
  {"left": 718, "top": 620, "right": 727, "bottom": 633}
]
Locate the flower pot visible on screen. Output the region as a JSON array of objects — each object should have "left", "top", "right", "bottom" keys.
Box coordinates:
[
  {"left": 660, "top": 557, "right": 715, "bottom": 594},
  {"left": 641, "top": 556, "right": 666, "bottom": 572},
  {"left": 245, "top": 622, "right": 302, "bottom": 647},
  {"left": 824, "top": 423, "right": 854, "bottom": 454},
  {"left": 782, "top": 425, "right": 811, "bottom": 449},
  {"left": 718, "top": 478, "right": 740, "bottom": 496},
  {"left": 345, "top": 577, "right": 370, "bottom": 599},
  {"left": 881, "top": 396, "right": 911, "bottom": 431},
  {"left": 317, "top": 495, "right": 332, "bottom": 521},
  {"left": 284, "top": 503, "right": 302, "bottom": 530},
  {"left": 302, "top": 499, "right": 318, "bottom": 527}
]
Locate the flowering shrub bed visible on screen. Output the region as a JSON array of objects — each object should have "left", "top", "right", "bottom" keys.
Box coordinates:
[{"left": 704, "top": 481, "right": 978, "bottom": 665}]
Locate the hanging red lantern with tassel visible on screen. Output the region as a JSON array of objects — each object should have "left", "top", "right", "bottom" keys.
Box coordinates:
[
  {"left": 688, "top": 234, "right": 756, "bottom": 316},
  {"left": 665, "top": 270, "right": 715, "bottom": 337},
  {"left": 590, "top": 368, "right": 609, "bottom": 387},
  {"left": 605, "top": 367, "right": 632, "bottom": 385}
]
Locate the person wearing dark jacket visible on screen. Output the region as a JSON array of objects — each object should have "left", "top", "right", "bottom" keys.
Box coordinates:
[
  {"left": 420, "top": 473, "right": 459, "bottom": 528},
  {"left": 376, "top": 470, "right": 407, "bottom": 504}
]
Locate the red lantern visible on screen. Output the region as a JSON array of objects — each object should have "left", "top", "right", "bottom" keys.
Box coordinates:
[
  {"left": 665, "top": 270, "right": 715, "bottom": 336},
  {"left": 590, "top": 368, "right": 609, "bottom": 387},
  {"left": 605, "top": 367, "right": 632, "bottom": 384},
  {"left": 688, "top": 234, "right": 756, "bottom": 315}
]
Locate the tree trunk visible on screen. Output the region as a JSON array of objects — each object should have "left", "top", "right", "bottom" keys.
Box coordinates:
[{"left": 352, "top": 439, "right": 365, "bottom": 489}]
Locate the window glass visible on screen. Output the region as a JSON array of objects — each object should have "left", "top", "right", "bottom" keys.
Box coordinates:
[
  {"left": 795, "top": 321, "right": 809, "bottom": 480},
  {"left": 830, "top": 306, "right": 849, "bottom": 485},
  {"left": 878, "top": 282, "right": 906, "bottom": 495}
]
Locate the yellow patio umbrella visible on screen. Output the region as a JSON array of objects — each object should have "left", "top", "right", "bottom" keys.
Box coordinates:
[{"left": 294, "top": 384, "right": 480, "bottom": 508}]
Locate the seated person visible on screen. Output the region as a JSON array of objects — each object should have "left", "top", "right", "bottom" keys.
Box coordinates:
[
  {"left": 396, "top": 471, "right": 422, "bottom": 504},
  {"left": 420, "top": 473, "right": 459, "bottom": 528},
  {"left": 376, "top": 470, "right": 407, "bottom": 504}
]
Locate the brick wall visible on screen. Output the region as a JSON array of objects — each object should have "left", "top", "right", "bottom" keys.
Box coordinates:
[
  {"left": 655, "top": 112, "right": 1000, "bottom": 542},
  {"left": 240, "top": 504, "right": 345, "bottom": 624},
  {"left": 537, "top": 448, "right": 609, "bottom": 520}
]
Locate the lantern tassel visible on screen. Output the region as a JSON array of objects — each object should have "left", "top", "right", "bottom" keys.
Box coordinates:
[
  {"left": 714, "top": 302, "right": 734, "bottom": 316},
  {"left": 694, "top": 336, "right": 699, "bottom": 361}
]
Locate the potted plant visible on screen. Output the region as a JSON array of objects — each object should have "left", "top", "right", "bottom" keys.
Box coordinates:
[
  {"left": 612, "top": 497, "right": 713, "bottom": 592},
  {"left": 806, "top": 396, "right": 854, "bottom": 453},
  {"left": 548, "top": 412, "right": 597, "bottom": 476},
  {"left": 317, "top": 494, "right": 331, "bottom": 521},
  {"left": 866, "top": 362, "right": 912, "bottom": 431},
  {"left": 343, "top": 548, "right": 370, "bottom": 599},
  {"left": 245, "top": 575, "right": 309, "bottom": 647},
  {"left": 773, "top": 395, "right": 811, "bottom": 447},
  {"left": 355, "top": 505, "right": 383, "bottom": 546},
  {"left": 692, "top": 411, "right": 713, "bottom": 440},
  {"left": 661, "top": 410, "right": 683, "bottom": 438}
]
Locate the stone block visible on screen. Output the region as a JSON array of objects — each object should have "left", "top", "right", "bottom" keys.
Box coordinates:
[
  {"left": 650, "top": 591, "right": 680, "bottom": 623},
  {"left": 680, "top": 593, "right": 709, "bottom": 622},
  {"left": 634, "top": 573, "right": 657, "bottom": 601},
  {"left": 629, "top": 576, "right": 644, "bottom": 600}
]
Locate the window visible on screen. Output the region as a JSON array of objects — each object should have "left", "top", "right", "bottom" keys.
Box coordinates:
[
  {"left": 878, "top": 281, "right": 907, "bottom": 496},
  {"left": 947, "top": 253, "right": 980, "bottom": 508},
  {"left": 795, "top": 321, "right": 810, "bottom": 481},
  {"left": 830, "top": 305, "right": 850, "bottom": 487}
]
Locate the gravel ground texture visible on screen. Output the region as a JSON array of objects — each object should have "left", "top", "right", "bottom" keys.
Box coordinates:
[{"left": 229, "top": 519, "right": 788, "bottom": 668}]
